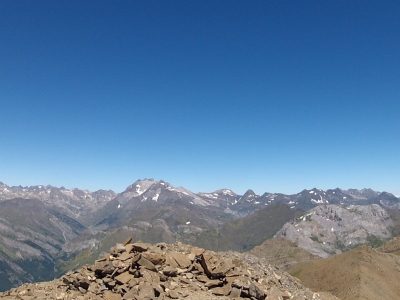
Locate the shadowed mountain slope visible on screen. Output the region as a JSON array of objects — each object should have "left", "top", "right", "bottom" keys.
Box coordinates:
[
  {"left": 186, "top": 202, "right": 299, "bottom": 252},
  {"left": 57, "top": 202, "right": 297, "bottom": 274},
  {"left": 0, "top": 198, "right": 86, "bottom": 291}
]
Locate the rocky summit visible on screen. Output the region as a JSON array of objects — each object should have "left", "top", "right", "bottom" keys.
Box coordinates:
[{"left": 0, "top": 239, "right": 338, "bottom": 300}]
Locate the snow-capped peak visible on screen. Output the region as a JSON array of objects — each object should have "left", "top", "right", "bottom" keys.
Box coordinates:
[
  {"left": 217, "top": 189, "right": 236, "bottom": 196},
  {"left": 126, "top": 178, "right": 157, "bottom": 195}
]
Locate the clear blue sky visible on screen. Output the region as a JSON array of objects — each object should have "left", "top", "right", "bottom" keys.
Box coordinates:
[{"left": 1, "top": 1, "right": 399, "bottom": 195}]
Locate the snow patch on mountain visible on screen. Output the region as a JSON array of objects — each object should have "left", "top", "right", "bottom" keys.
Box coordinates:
[{"left": 134, "top": 179, "right": 156, "bottom": 195}]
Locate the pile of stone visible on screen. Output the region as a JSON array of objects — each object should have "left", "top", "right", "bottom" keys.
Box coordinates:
[{"left": 0, "top": 239, "right": 339, "bottom": 300}]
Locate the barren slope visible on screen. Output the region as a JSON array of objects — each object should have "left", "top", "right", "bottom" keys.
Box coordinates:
[
  {"left": 377, "top": 236, "right": 400, "bottom": 256},
  {"left": 248, "top": 238, "right": 318, "bottom": 270},
  {"left": 289, "top": 245, "right": 400, "bottom": 300}
]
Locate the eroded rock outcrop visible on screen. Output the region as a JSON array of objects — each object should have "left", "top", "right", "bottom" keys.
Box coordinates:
[
  {"left": 275, "top": 204, "right": 393, "bottom": 257},
  {"left": 0, "top": 238, "right": 339, "bottom": 300}
]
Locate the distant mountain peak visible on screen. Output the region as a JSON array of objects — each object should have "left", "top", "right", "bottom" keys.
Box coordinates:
[
  {"left": 213, "top": 189, "right": 236, "bottom": 196},
  {"left": 244, "top": 189, "right": 256, "bottom": 195},
  {"left": 237, "top": 189, "right": 258, "bottom": 203},
  {"left": 0, "top": 182, "right": 7, "bottom": 189},
  {"left": 125, "top": 178, "right": 158, "bottom": 195}
]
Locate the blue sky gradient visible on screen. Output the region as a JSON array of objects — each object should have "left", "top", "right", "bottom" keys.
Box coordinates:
[{"left": 1, "top": 1, "right": 399, "bottom": 195}]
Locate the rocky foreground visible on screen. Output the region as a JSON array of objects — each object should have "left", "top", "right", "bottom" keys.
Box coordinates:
[{"left": 0, "top": 239, "right": 339, "bottom": 300}]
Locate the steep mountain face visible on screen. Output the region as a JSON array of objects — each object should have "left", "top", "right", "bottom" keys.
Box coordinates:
[
  {"left": 0, "top": 198, "right": 86, "bottom": 291},
  {"left": 374, "top": 192, "right": 400, "bottom": 208},
  {"left": 343, "top": 188, "right": 379, "bottom": 199},
  {"left": 178, "top": 202, "right": 297, "bottom": 252},
  {"left": 117, "top": 179, "right": 237, "bottom": 210},
  {"left": 82, "top": 179, "right": 235, "bottom": 234},
  {"left": 275, "top": 204, "right": 394, "bottom": 257},
  {"left": 0, "top": 183, "right": 115, "bottom": 291}
]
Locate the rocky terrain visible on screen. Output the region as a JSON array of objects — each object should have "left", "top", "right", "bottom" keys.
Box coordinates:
[
  {"left": 0, "top": 239, "right": 339, "bottom": 300},
  {"left": 0, "top": 182, "right": 116, "bottom": 221},
  {"left": 274, "top": 204, "right": 394, "bottom": 257},
  {"left": 0, "top": 179, "right": 399, "bottom": 292},
  {"left": 58, "top": 202, "right": 297, "bottom": 275},
  {"left": 248, "top": 238, "right": 318, "bottom": 271},
  {"left": 377, "top": 236, "right": 400, "bottom": 255},
  {"left": 0, "top": 198, "right": 87, "bottom": 290},
  {"left": 288, "top": 241, "right": 400, "bottom": 300},
  {"left": 2, "top": 180, "right": 398, "bottom": 222}
]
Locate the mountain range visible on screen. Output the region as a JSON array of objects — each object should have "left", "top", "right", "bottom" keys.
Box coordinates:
[{"left": 0, "top": 178, "right": 399, "bottom": 292}]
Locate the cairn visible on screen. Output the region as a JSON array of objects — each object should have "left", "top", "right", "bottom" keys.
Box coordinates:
[{"left": 0, "top": 238, "right": 338, "bottom": 300}]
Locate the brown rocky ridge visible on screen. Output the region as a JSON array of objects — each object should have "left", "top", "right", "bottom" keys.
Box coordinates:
[
  {"left": 377, "top": 236, "right": 400, "bottom": 256},
  {"left": 248, "top": 238, "right": 318, "bottom": 271},
  {"left": 0, "top": 238, "right": 339, "bottom": 300}
]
